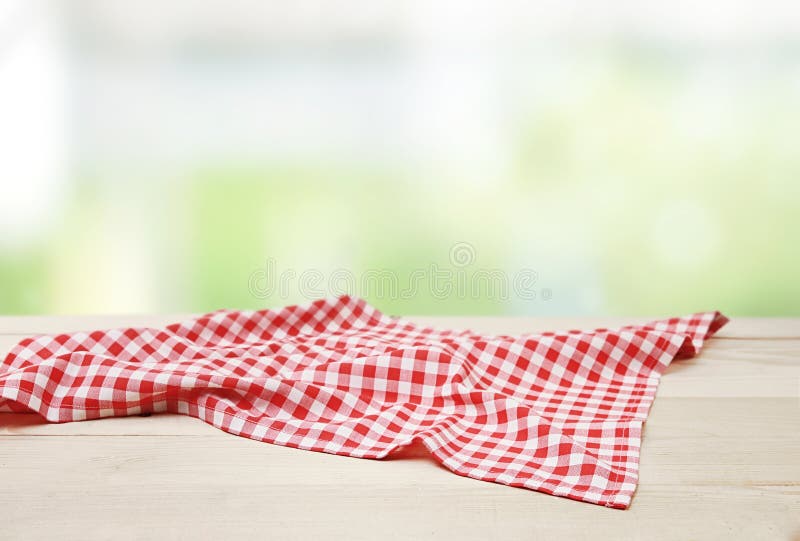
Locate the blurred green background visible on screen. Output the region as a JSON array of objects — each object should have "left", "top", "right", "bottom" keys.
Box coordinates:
[{"left": 1, "top": 1, "right": 799, "bottom": 316}]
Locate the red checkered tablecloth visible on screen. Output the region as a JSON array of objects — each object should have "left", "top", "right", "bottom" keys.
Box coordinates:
[{"left": 0, "top": 296, "right": 727, "bottom": 508}]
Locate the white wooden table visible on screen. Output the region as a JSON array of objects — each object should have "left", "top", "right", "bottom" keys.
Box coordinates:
[{"left": 1, "top": 315, "right": 798, "bottom": 540}]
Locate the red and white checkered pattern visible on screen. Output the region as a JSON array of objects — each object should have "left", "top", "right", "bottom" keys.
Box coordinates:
[{"left": 0, "top": 296, "right": 727, "bottom": 508}]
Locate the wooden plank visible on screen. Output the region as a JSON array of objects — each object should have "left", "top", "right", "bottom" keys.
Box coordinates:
[
  {"left": 0, "top": 434, "right": 797, "bottom": 540},
  {"left": 3, "top": 398, "right": 798, "bottom": 481},
  {"left": 2, "top": 397, "right": 797, "bottom": 443},
  {"left": 0, "top": 314, "right": 798, "bottom": 339},
  {"left": 656, "top": 339, "right": 800, "bottom": 398},
  {"left": 0, "top": 314, "right": 191, "bottom": 335},
  {"left": 2, "top": 334, "right": 796, "bottom": 398},
  {"left": 0, "top": 412, "right": 218, "bottom": 436},
  {"left": 410, "top": 316, "right": 800, "bottom": 340}
]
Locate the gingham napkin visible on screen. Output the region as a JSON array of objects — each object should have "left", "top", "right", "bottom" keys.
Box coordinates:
[{"left": 0, "top": 296, "right": 727, "bottom": 508}]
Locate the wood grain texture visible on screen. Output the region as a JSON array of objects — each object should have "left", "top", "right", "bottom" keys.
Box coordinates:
[{"left": 1, "top": 315, "right": 798, "bottom": 540}]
